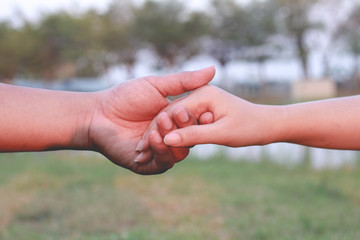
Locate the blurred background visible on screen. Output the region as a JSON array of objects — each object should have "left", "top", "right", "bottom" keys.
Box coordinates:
[{"left": 1, "top": 0, "right": 360, "bottom": 239}]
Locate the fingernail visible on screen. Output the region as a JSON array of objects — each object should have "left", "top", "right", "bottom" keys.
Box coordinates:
[
  {"left": 135, "top": 140, "right": 143, "bottom": 152},
  {"left": 134, "top": 152, "right": 143, "bottom": 163},
  {"left": 163, "top": 116, "right": 173, "bottom": 130},
  {"left": 176, "top": 107, "right": 189, "bottom": 123},
  {"left": 164, "top": 133, "right": 181, "bottom": 145}
]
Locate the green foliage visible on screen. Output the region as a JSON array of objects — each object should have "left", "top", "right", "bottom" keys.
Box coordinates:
[
  {"left": 99, "top": 0, "right": 139, "bottom": 78},
  {"left": 132, "top": 0, "right": 208, "bottom": 70},
  {"left": 0, "top": 22, "right": 31, "bottom": 81},
  {"left": 32, "top": 12, "right": 100, "bottom": 80},
  {"left": 0, "top": 0, "right": 359, "bottom": 82}
]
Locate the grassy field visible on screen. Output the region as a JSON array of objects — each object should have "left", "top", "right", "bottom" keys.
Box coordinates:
[{"left": 0, "top": 151, "right": 359, "bottom": 240}]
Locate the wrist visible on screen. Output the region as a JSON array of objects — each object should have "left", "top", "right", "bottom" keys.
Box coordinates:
[
  {"left": 69, "top": 91, "right": 100, "bottom": 150},
  {"left": 256, "top": 104, "right": 289, "bottom": 145}
]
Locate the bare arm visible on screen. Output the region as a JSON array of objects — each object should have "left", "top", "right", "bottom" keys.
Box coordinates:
[
  {"left": 163, "top": 85, "right": 360, "bottom": 150},
  {"left": 0, "top": 67, "right": 216, "bottom": 174},
  {"left": 0, "top": 83, "right": 95, "bottom": 151},
  {"left": 278, "top": 95, "right": 360, "bottom": 149}
]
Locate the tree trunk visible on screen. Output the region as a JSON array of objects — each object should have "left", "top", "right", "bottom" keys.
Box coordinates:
[
  {"left": 354, "top": 54, "right": 360, "bottom": 90},
  {"left": 218, "top": 59, "right": 231, "bottom": 91},
  {"left": 257, "top": 60, "right": 267, "bottom": 97},
  {"left": 354, "top": 54, "right": 360, "bottom": 77},
  {"left": 257, "top": 60, "right": 266, "bottom": 85},
  {"left": 125, "top": 64, "right": 135, "bottom": 80},
  {"left": 322, "top": 52, "right": 330, "bottom": 78},
  {"left": 296, "top": 33, "right": 309, "bottom": 80}
]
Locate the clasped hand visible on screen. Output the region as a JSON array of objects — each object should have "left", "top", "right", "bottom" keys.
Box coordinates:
[{"left": 88, "top": 67, "right": 215, "bottom": 175}]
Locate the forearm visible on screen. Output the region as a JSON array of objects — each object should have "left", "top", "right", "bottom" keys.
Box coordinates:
[
  {"left": 272, "top": 96, "right": 360, "bottom": 149},
  {"left": 0, "top": 83, "right": 97, "bottom": 152},
  {"left": 159, "top": 84, "right": 360, "bottom": 150}
]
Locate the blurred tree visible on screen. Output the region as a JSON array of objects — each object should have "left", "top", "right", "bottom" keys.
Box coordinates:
[
  {"left": 335, "top": 4, "right": 360, "bottom": 82},
  {"left": 28, "top": 11, "right": 100, "bottom": 81},
  {"left": 74, "top": 10, "right": 108, "bottom": 78},
  {"left": 206, "top": 0, "right": 249, "bottom": 89},
  {"left": 275, "top": 0, "right": 321, "bottom": 79},
  {"left": 0, "top": 22, "right": 25, "bottom": 82},
  {"left": 100, "top": 0, "right": 139, "bottom": 79},
  {"left": 132, "top": 0, "right": 209, "bottom": 71},
  {"left": 241, "top": 0, "right": 278, "bottom": 83}
]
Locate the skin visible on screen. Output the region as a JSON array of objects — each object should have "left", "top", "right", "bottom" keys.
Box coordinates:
[
  {"left": 138, "top": 106, "right": 214, "bottom": 163},
  {"left": 158, "top": 84, "right": 360, "bottom": 150},
  {"left": 138, "top": 104, "right": 214, "bottom": 164},
  {"left": 0, "top": 67, "right": 216, "bottom": 175}
]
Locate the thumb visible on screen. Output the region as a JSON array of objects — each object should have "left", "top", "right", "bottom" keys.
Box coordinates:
[
  {"left": 147, "top": 66, "right": 215, "bottom": 97},
  {"left": 163, "top": 124, "right": 219, "bottom": 147}
]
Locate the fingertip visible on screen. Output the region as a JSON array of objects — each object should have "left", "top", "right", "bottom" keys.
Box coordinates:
[
  {"left": 173, "top": 105, "right": 189, "bottom": 123},
  {"left": 134, "top": 152, "right": 143, "bottom": 163},
  {"left": 149, "top": 129, "right": 169, "bottom": 154},
  {"left": 183, "top": 66, "right": 216, "bottom": 91},
  {"left": 134, "top": 150, "right": 153, "bottom": 164},
  {"left": 157, "top": 112, "right": 173, "bottom": 131},
  {"left": 135, "top": 139, "right": 144, "bottom": 152},
  {"left": 199, "top": 112, "right": 214, "bottom": 125},
  {"left": 195, "top": 66, "right": 216, "bottom": 84},
  {"left": 149, "top": 129, "right": 163, "bottom": 145},
  {"left": 164, "top": 132, "right": 182, "bottom": 146},
  {"left": 157, "top": 111, "right": 169, "bottom": 120},
  {"left": 197, "top": 66, "right": 216, "bottom": 76},
  {"left": 142, "top": 138, "right": 151, "bottom": 152},
  {"left": 171, "top": 147, "right": 190, "bottom": 163},
  {"left": 151, "top": 127, "right": 190, "bottom": 164}
]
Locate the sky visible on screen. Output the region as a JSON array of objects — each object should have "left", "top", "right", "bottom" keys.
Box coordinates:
[{"left": 0, "top": 0, "right": 210, "bottom": 25}]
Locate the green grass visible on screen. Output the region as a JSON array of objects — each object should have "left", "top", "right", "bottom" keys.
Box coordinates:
[{"left": 0, "top": 151, "right": 359, "bottom": 240}]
